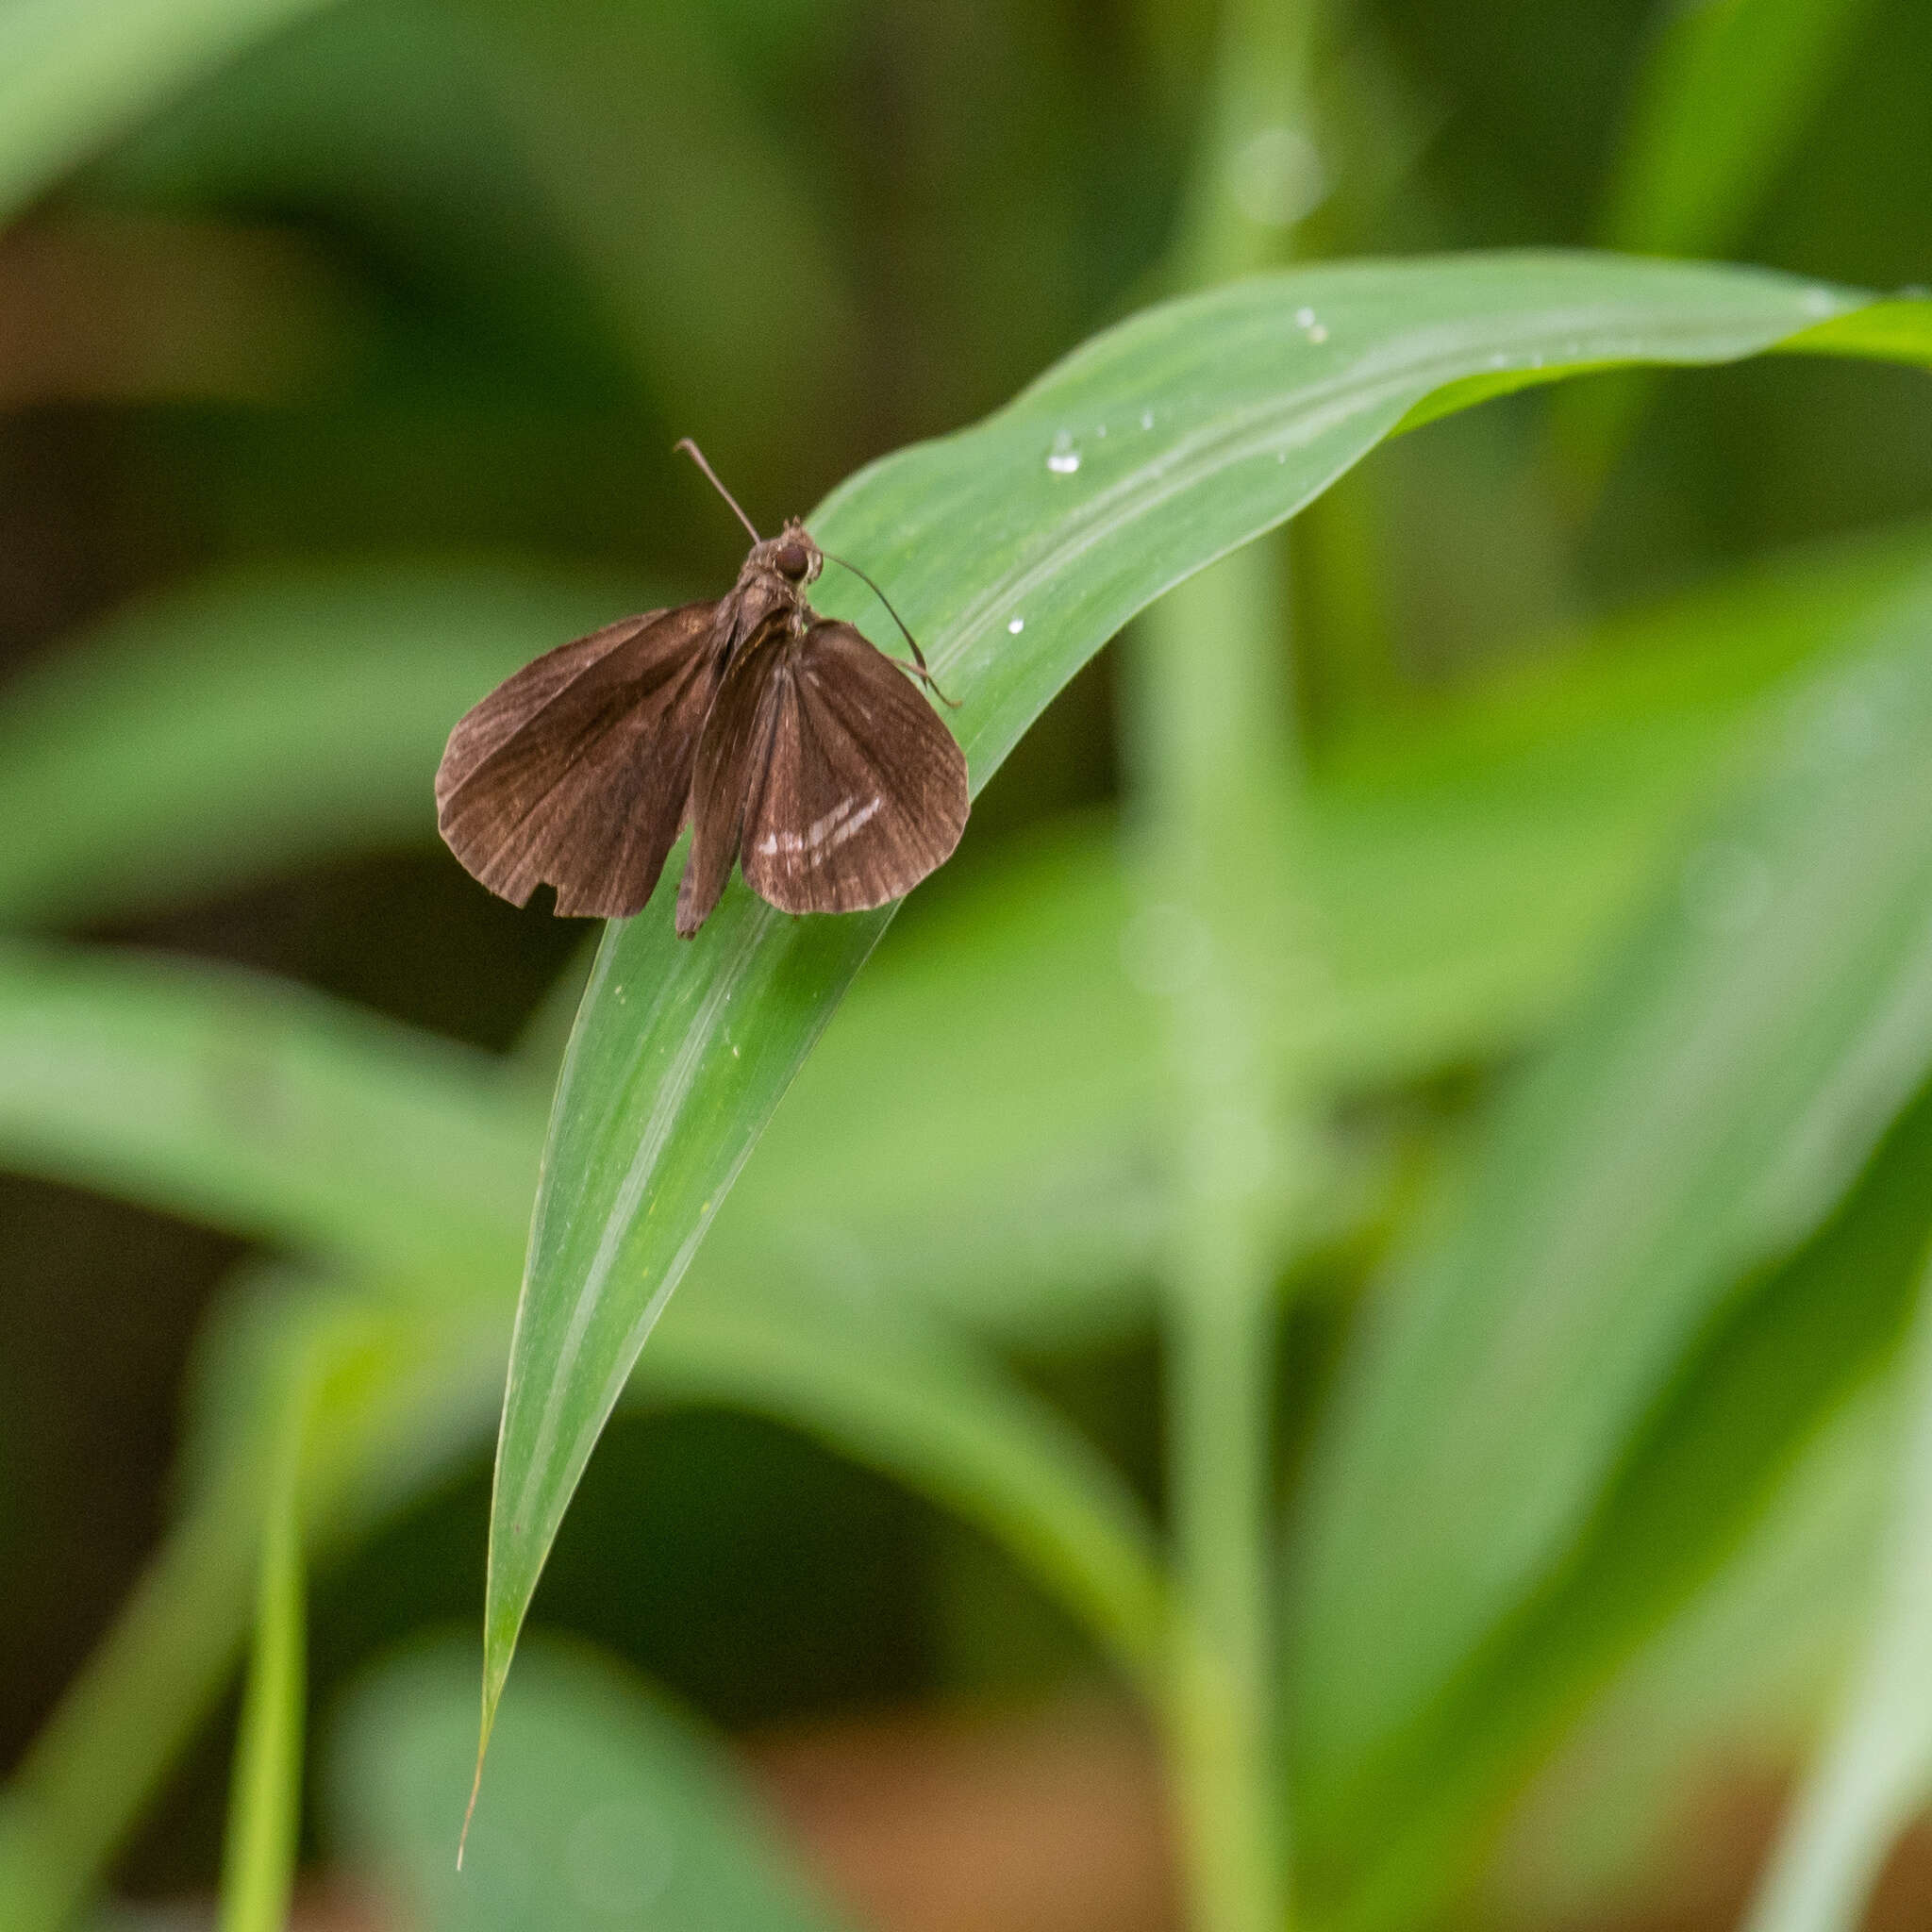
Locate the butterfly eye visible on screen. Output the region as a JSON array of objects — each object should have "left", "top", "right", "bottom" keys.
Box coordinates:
[{"left": 774, "top": 540, "right": 811, "bottom": 580}]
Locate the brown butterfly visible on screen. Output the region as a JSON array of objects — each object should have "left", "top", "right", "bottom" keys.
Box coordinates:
[{"left": 435, "top": 441, "right": 969, "bottom": 938}]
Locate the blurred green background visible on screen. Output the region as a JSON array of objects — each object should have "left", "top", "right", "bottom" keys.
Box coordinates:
[{"left": 5, "top": 2, "right": 1932, "bottom": 1929}]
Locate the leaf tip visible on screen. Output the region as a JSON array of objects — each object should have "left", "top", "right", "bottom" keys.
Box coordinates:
[
  {"left": 455, "top": 1752, "right": 483, "bottom": 1871},
  {"left": 457, "top": 1665, "right": 502, "bottom": 1873}
]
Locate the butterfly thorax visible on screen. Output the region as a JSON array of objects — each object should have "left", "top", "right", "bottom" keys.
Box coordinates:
[{"left": 720, "top": 518, "right": 823, "bottom": 658}]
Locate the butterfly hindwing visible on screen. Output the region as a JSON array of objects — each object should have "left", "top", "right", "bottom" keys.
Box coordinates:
[
  {"left": 436, "top": 599, "right": 722, "bottom": 918},
  {"left": 735, "top": 620, "right": 968, "bottom": 920}
]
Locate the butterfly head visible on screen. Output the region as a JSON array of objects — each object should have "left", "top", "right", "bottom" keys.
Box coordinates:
[{"left": 762, "top": 521, "right": 822, "bottom": 587}]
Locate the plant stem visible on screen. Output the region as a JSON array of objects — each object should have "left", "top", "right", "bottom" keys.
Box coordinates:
[
  {"left": 217, "top": 1380, "right": 310, "bottom": 1932},
  {"left": 1136, "top": 541, "right": 1313, "bottom": 1932},
  {"left": 1134, "top": 3, "right": 1322, "bottom": 1927}
]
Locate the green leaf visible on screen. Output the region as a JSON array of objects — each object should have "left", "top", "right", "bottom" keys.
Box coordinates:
[
  {"left": 1486, "top": 1357, "right": 1900, "bottom": 1928},
  {"left": 0, "top": 940, "right": 537, "bottom": 1276},
  {"left": 325, "top": 1637, "right": 855, "bottom": 1932},
  {"left": 1745, "top": 1245, "right": 1932, "bottom": 1932},
  {"left": 485, "top": 256, "right": 1932, "bottom": 1748},
  {"left": 1291, "top": 575, "right": 1932, "bottom": 1925},
  {"left": 0, "top": 0, "right": 344, "bottom": 228},
  {"left": 1310, "top": 1069, "right": 1932, "bottom": 1929},
  {"left": 0, "top": 563, "right": 640, "bottom": 926},
  {"left": 1601, "top": 0, "right": 1883, "bottom": 262},
  {"left": 1565, "top": 0, "right": 1892, "bottom": 472}
]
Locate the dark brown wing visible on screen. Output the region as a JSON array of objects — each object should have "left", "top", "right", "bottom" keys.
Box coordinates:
[
  {"left": 435, "top": 600, "right": 723, "bottom": 918},
  {"left": 733, "top": 620, "right": 968, "bottom": 924}
]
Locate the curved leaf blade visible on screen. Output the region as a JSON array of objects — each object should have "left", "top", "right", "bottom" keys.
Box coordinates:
[{"left": 486, "top": 254, "right": 1932, "bottom": 1738}]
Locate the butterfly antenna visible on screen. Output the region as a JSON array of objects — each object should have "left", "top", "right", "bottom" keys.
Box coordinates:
[
  {"left": 674, "top": 438, "right": 761, "bottom": 544},
  {"left": 822, "top": 549, "right": 960, "bottom": 708}
]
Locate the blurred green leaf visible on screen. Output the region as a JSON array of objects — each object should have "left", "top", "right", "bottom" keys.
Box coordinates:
[
  {"left": 0, "top": 563, "right": 639, "bottom": 926},
  {"left": 1487, "top": 1358, "right": 1897, "bottom": 1928},
  {"left": 1602, "top": 0, "right": 1882, "bottom": 262},
  {"left": 0, "top": 1285, "right": 496, "bottom": 1932},
  {"left": 1311, "top": 1069, "right": 1932, "bottom": 1928},
  {"left": 1292, "top": 575, "right": 1932, "bottom": 1927},
  {"left": 1564, "top": 0, "right": 1890, "bottom": 474},
  {"left": 487, "top": 256, "right": 1932, "bottom": 1756},
  {"left": 0, "top": 0, "right": 341, "bottom": 228},
  {"left": 0, "top": 1475, "right": 261, "bottom": 1932},
  {"left": 0, "top": 940, "right": 537, "bottom": 1275},
  {"left": 1745, "top": 1244, "right": 1932, "bottom": 1932},
  {"left": 0, "top": 1251, "right": 1164, "bottom": 1928},
  {"left": 1300, "top": 517, "right": 1932, "bottom": 1090},
  {"left": 455, "top": 0, "right": 855, "bottom": 478},
  {"left": 1788, "top": 300, "right": 1932, "bottom": 364},
  {"left": 326, "top": 1636, "right": 855, "bottom": 1932}
]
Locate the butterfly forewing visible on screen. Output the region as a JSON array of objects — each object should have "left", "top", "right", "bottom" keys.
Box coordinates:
[
  {"left": 734, "top": 620, "right": 969, "bottom": 919},
  {"left": 436, "top": 599, "right": 722, "bottom": 919}
]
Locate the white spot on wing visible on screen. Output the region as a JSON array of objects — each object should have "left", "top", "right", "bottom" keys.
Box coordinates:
[{"left": 756, "top": 794, "right": 884, "bottom": 865}]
